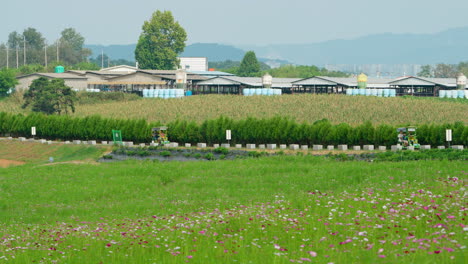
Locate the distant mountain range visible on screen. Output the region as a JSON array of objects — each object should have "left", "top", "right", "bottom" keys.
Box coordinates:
[
  {"left": 86, "top": 27, "right": 468, "bottom": 67},
  {"left": 243, "top": 27, "right": 468, "bottom": 65},
  {"left": 85, "top": 43, "right": 290, "bottom": 67}
]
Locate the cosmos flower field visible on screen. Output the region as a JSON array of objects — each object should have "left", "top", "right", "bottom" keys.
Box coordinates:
[{"left": 0, "top": 156, "right": 466, "bottom": 263}]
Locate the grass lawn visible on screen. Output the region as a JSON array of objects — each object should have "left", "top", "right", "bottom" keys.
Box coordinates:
[
  {"left": 0, "top": 155, "right": 466, "bottom": 263},
  {"left": 0, "top": 140, "right": 109, "bottom": 165}
]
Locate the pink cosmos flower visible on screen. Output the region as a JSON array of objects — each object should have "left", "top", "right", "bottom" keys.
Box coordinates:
[
  {"left": 378, "top": 255, "right": 386, "bottom": 258},
  {"left": 339, "top": 239, "right": 352, "bottom": 245},
  {"left": 308, "top": 251, "right": 317, "bottom": 257}
]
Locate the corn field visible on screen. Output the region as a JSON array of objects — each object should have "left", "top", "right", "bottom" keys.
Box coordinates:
[{"left": 0, "top": 94, "right": 467, "bottom": 125}]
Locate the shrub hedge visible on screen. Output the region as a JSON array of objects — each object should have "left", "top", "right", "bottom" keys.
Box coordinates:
[{"left": 0, "top": 112, "right": 466, "bottom": 146}]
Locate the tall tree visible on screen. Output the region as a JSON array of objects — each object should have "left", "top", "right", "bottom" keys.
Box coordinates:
[
  {"left": 71, "top": 61, "right": 100, "bottom": 71},
  {"left": 433, "top": 63, "right": 457, "bottom": 78},
  {"left": 23, "top": 28, "right": 45, "bottom": 50},
  {"left": 59, "top": 28, "right": 91, "bottom": 65},
  {"left": 457, "top": 61, "right": 468, "bottom": 77},
  {"left": 7, "top": 31, "right": 23, "bottom": 49},
  {"left": 22, "top": 77, "right": 77, "bottom": 115},
  {"left": 23, "top": 28, "right": 47, "bottom": 65},
  {"left": 60, "top": 28, "right": 85, "bottom": 52},
  {"left": 0, "top": 68, "right": 18, "bottom": 97},
  {"left": 238, "top": 51, "right": 260, "bottom": 77},
  {"left": 135, "top": 10, "right": 187, "bottom": 69},
  {"left": 417, "top": 65, "right": 433, "bottom": 77}
]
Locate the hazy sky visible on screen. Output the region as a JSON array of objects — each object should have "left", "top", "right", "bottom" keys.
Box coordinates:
[{"left": 2, "top": 0, "right": 468, "bottom": 46}]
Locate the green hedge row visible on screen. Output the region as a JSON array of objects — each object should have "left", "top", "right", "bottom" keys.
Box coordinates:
[
  {"left": 0, "top": 112, "right": 466, "bottom": 146},
  {"left": 167, "top": 117, "right": 467, "bottom": 146},
  {"left": 0, "top": 112, "right": 159, "bottom": 143}
]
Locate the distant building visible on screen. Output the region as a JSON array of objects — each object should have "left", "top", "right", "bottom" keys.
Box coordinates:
[
  {"left": 15, "top": 65, "right": 467, "bottom": 97},
  {"left": 16, "top": 73, "right": 88, "bottom": 91},
  {"left": 178, "top": 57, "right": 208, "bottom": 71},
  {"left": 99, "top": 65, "right": 138, "bottom": 73}
]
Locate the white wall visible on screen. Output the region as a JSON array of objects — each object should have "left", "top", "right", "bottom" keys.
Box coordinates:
[{"left": 179, "top": 57, "right": 208, "bottom": 71}]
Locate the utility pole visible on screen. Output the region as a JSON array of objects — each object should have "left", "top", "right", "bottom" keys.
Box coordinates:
[
  {"left": 56, "top": 39, "right": 60, "bottom": 62},
  {"left": 101, "top": 49, "right": 104, "bottom": 69},
  {"left": 23, "top": 35, "right": 26, "bottom": 65},
  {"left": 16, "top": 45, "right": 19, "bottom": 68},
  {"left": 44, "top": 44, "right": 48, "bottom": 68},
  {"left": 6, "top": 46, "right": 9, "bottom": 69}
]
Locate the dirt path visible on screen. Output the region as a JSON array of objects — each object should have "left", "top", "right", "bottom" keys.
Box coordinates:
[
  {"left": 40, "top": 160, "right": 100, "bottom": 166},
  {"left": 0, "top": 159, "right": 25, "bottom": 168}
]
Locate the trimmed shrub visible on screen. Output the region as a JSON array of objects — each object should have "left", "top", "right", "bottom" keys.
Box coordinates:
[{"left": 0, "top": 112, "right": 465, "bottom": 146}]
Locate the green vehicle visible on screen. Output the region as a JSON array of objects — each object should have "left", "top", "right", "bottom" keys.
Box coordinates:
[{"left": 397, "top": 127, "right": 420, "bottom": 149}]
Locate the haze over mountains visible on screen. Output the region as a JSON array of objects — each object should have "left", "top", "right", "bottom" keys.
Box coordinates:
[{"left": 86, "top": 27, "right": 468, "bottom": 70}]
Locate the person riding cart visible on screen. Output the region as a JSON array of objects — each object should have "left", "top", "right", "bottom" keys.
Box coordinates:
[
  {"left": 152, "top": 126, "right": 170, "bottom": 146},
  {"left": 396, "top": 127, "right": 420, "bottom": 149}
]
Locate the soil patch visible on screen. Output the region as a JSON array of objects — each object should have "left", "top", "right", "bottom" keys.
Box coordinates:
[
  {"left": 0, "top": 159, "right": 26, "bottom": 168},
  {"left": 40, "top": 160, "right": 100, "bottom": 166},
  {"left": 98, "top": 147, "right": 259, "bottom": 163}
]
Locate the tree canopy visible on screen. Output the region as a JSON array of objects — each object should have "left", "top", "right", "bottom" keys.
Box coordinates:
[
  {"left": 237, "top": 51, "right": 261, "bottom": 77},
  {"left": 22, "top": 77, "right": 77, "bottom": 115},
  {"left": 1, "top": 27, "right": 90, "bottom": 69},
  {"left": 59, "top": 28, "right": 91, "bottom": 65},
  {"left": 267, "top": 65, "right": 349, "bottom": 78},
  {"left": 135, "top": 10, "right": 187, "bottom": 70},
  {"left": 0, "top": 68, "right": 18, "bottom": 97},
  {"left": 417, "top": 62, "right": 468, "bottom": 78}
]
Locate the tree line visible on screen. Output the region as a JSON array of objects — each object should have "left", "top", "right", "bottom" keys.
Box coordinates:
[
  {"left": 0, "top": 28, "right": 90, "bottom": 69},
  {"left": 0, "top": 113, "right": 466, "bottom": 146},
  {"left": 418, "top": 62, "right": 468, "bottom": 78},
  {"left": 0, "top": 28, "right": 136, "bottom": 75},
  {"left": 209, "top": 51, "right": 349, "bottom": 78}
]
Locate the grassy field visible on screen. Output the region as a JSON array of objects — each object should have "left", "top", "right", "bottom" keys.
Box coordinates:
[
  {"left": 0, "top": 140, "right": 109, "bottom": 165},
  {"left": 0, "top": 145, "right": 466, "bottom": 263},
  {"left": 1, "top": 94, "right": 467, "bottom": 125}
]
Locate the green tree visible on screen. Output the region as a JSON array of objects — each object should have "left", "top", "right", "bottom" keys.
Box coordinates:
[
  {"left": 22, "top": 77, "right": 77, "bottom": 115},
  {"left": 71, "top": 61, "right": 100, "bottom": 71},
  {"left": 268, "top": 65, "right": 349, "bottom": 78},
  {"left": 433, "top": 63, "right": 457, "bottom": 78},
  {"left": 209, "top": 59, "right": 271, "bottom": 73},
  {"left": 456, "top": 61, "right": 468, "bottom": 77},
  {"left": 238, "top": 51, "right": 260, "bottom": 77},
  {"left": 0, "top": 68, "right": 18, "bottom": 97},
  {"left": 417, "top": 65, "right": 433, "bottom": 77},
  {"left": 7, "top": 31, "right": 23, "bottom": 49},
  {"left": 59, "top": 28, "right": 92, "bottom": 65},
  {"left": 23, "top": 28, "right": 45, "bottom": 50},
  {"left": 18, "top": 64, "right": 45, "bottom": 75},
  {"left": 23, "top": 28, "right": 46, "bottom": 65},
  {"left": 90, "top": 54, "right": 110, "bottom": 68},
  {"left": 135, "top": 10, "right": 187, "bottom": 70}
]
